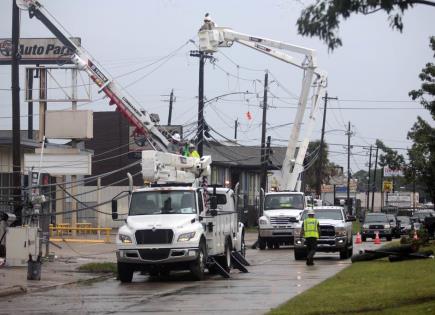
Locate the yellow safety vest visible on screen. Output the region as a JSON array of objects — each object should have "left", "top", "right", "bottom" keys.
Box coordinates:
[
  {"left": 304, "top": 217, "right": 319, "bottom": 238},
  {"left": 189, "top": 150, "right": 200, "bottom": 158}
]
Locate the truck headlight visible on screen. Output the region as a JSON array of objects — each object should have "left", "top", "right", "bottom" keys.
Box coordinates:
[
  {"left": 363, "top": 224, "right": 370, "bottom": 229},
  {"left": 294, "top": 227, "right": 302, "bottom": 237},
  {"left": 119, "top": 234, "right": 132, "bottom": 244},
  {"left": 384, "top": 224, "right": 390, "bottom": 229},
  {"left": 178, "top": 232, "right": 196, "bottom": 242},
  {"left": 259, "top": 218, "right": 269, "bottom": 225},
  {"left": 335, "top": 227, "right": 346, "bottom": 236}
]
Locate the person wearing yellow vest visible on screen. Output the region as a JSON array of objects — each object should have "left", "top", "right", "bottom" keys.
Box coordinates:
[
  {"left": 302, "top": 210, "right": 320, "bottom": 266},
  {"left": 188, "top": 143, "right": 200, "bottom": 158}
]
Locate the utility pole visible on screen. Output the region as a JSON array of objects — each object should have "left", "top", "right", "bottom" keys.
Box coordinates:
[
  {"left": 371, "top": 146, "right": 379, "bottom": 211},
  {"left": 11, "top": 0, "right": 22, "bottom": 225},
  {"left": 346, "top": 122, "right": 352, "bottom": 215},
  {"left": 167, "top": 89, "right": 175, "bottom": 125},
  {"left": 366, "top": 145, "right": 372, "bottom": 211},
  {"left": 190, "top": 50, "right": 212, "bottom": 156},
  {"left": 27, "top": 68, "right": 34, "bottom": 139},
  {"left": 260, "top": 71, "right": 268, "bottom": 193},
  {"left": 263, "top": 136, "right": 271, "bottom": 191},
  {"left": 234, "top": 119, "right": 238, "bottom": 140},
  {"left": 316, "top": 92, "right": 337, "bottom": 197}
]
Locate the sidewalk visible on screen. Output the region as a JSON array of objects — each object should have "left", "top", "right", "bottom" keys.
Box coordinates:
[{"left": 0, "top": 237, "right": 117, "bottom": 298}]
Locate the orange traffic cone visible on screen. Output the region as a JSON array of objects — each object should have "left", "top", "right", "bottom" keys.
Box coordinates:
[
  {"left": 413, "top": 230, "right": 419, "bottom": 241},
  {"left": 374, "top": 231, "right": 381, "bottom": 245},
  {"left": 355, "top": 232, "right": 362, "bottom": 244}
]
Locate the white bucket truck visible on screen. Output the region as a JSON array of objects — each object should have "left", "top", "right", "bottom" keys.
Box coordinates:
[{"left": 112, "top": 151, "right": 248, "bottom": 282}]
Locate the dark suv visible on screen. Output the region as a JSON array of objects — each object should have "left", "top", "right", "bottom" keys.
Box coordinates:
[
  {"left": 361, "top": 213, "right": 393, "bottom": 241},
  {"left": 387, "top": 214, "right": 401, "bottom": 238}
]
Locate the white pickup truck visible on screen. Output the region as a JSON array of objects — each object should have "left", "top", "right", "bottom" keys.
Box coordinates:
[
  {"left": 113, "top": 186, "right": 246, "bottom": 282},
  {"left": 258, "top": 192, "right": 306, "bottom": 249},
  {"left": 293, "top": 206, "right": 354, "bottom": 260}
]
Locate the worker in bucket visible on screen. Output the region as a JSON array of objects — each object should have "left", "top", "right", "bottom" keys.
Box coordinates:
[
  {"left": 199, "top": 13, "right": 216, "bottom": 31},
  {"left": 188, "top": 142, "right": 200, "bottom": 158},
  {"left": 169, "top": 133, "right": 182, "bottom": 154},
  {"left": 302, "top": 209, "right": 320, "bottom": 266}
]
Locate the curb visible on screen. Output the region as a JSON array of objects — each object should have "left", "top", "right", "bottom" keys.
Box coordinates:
[{"left": 0, "top": 274, "right": 112, "bottom": 299}]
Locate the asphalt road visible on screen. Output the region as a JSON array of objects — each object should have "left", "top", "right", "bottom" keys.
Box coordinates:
[{"left": 0, "top": 244, "right": 364, "bottom": 315}]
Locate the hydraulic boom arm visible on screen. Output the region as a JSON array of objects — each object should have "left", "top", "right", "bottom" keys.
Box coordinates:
[
  {"left": 17, "top": 0, "right": 170, "bottom": 151},
  {"left": 198, "top": 18, "right": 327, "bottom": 191}
]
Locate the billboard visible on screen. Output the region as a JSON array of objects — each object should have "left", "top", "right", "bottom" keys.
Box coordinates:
[
  {"left": 24, "top": 152, "right": 92, "bottom": 175},
  {"left": 0, "top": 37, "right": 81, "bottom": 65}
]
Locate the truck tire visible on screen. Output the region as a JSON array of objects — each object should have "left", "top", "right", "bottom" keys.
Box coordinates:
[
  {"left": 347, "top": 246, "right": 353, "bottom": 258},
  {"left": 220, "top": 238, "right": 233, "bottom": 273},
  {"left": 240, "top": 232, "right": 246, "bottom": 257},
  {"left": 190, "top": 241, "right": 207, "bottom": 281},
  {"left": 339, "top": 247, "right": 349, "bottom": 259},
  {"left": 361, "top": 235, "right": 366, "bottom": 242},
  {"left": 294, "top": 248, "right": 307, "bottom": 260},
  {"left": 386, "top": 235, "right": 392, "bottom": 241},
  {"left": 117, "top": 262, "right": 134, "bottom": 283},
  {"left": 259, "top": 237, "right": 266, "bottom": 250}
]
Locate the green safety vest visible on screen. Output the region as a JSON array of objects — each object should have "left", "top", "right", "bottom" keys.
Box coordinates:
[{"left": 304, "top": 217, "right": 319, "bottom": 238}]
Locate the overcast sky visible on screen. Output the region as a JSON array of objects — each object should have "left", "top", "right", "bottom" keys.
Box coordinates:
[{"left": 0, "top": 0, "right": 434, "bottom": 174}]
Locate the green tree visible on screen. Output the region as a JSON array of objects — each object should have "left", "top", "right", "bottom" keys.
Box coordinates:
[
  {"left": 375, "top": 139, "right": 405, "bottom": 170},
  {"left": 407, "top": 37, "right": 435, "bottom": 205},
  {"left": 303, "top": 140, "right": 341, "bottom": 192},
  {"left": 297, "top": 0, "right": 435, "bottom": 51}
]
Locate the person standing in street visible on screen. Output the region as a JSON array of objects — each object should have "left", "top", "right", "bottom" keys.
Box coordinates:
[{"left": 302, "top": 210, "right": 320, "bottom": 266}]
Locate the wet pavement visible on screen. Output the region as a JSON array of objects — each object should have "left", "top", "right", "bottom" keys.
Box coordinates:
[
  {"left": 0, "top": 234, "right": 382, "bottom": 315},
  {"left": 0, "top": 238, "right": 383, "bottom": 315}
]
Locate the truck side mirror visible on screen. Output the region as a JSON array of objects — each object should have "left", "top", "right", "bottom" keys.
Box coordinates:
[
  {"left": 346, "top": 215, "right": 356, "bottom": 222},
  {"left": 112, "top": 200, "right": 118, "bottom": 220}
]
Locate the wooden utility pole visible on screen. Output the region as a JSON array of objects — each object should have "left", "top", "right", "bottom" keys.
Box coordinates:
[
  {"left": 167, "top": 89, "right": 174, "bottom": 125},
  {"left": 27, "top": 68, "right": 34, "bottom": 139},
  {"left": 316, "top": 92, "right": 337, "bottom": 197},
  {"left": 346, "top": 122, "right": 352, "bottom": 215},
  {"left": 260, "top": 71, "right": 269, "bottom": 194},
  {"left": 371, "top": 146, "right": 379, "bottom": 211},
  {"left": 190, "top": 50, "right": 212, "bottom": 156},
  {"left": 366, "top": 145, "right": 372, "bottom": 211},
  {"left": 11, "top": 0, "right": 22, "bottom": 224}
]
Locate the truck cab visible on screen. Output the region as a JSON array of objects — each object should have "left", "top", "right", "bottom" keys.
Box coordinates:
[
  {"left": 294, "top": 206, "right": 354, "bottom": 260},
  {"left": 258, "top": 192, "right": 306, "bottom": 249},
  {"left": 115, "top": 186, "right": 245, "bottom": 282}
]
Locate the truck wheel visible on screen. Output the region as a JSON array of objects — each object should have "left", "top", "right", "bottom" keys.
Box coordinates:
[
  {"left": 361, "top": 236, "right": 366, "bottom": 242},
  {"left": 117, "top": 262, "right": 134, "bottom": 283},
  {"left": 386, "top": 236, "right": 392, "bottom": 241},
  {"left": 347, "top": 246, "right": 353, "bottom": 258},
  {"left": 339, "top": 247, "right": 349, "bottom": 259},
  {"left": 259, "top": 237, "right": 266, "bottom": 250},
  {"left": 190, "top": 241, "right": 206, "bottom": 281},
  {"left": 220, "top": 238, "right": 233, "bottom": 273},
  {"left": 294, "top": 248, "right": 306, "bottom": 260},
  {"left": 240, "top": 232, "right": 246, "bottom": 257}
]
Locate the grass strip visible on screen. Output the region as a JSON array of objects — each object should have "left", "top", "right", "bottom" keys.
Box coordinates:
[
  {"left": 77, "top": 262, "right": 117, "bottom": 274},
  {"left": 269, "top": 242, "right": 435, "bottom": 315}
]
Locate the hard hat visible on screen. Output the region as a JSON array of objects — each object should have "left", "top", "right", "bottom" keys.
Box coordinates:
[
  {"left": 307, "top": 210, "right": 315, "bottom": 216},
  {"left": 204, "top": 13, "right": 212, "bottom": 22},
  {"left": 172, "top": 133, "right": 181, "bottom": 142}
]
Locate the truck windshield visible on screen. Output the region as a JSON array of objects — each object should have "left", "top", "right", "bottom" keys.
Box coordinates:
[
  {"left": 301, "top": 209, "right": 343, "bottom": 220},
  {"left": 129, "top": 191, "right": 196, "bottom": 215},
  {"left": 264, "top": 194, "right": 304, "bottom": 210},
  {"left": 364, "top": 214, "right": 388, "bottom": 223}
]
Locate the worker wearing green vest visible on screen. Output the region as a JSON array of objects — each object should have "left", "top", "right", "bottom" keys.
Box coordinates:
[{"left": 302, "top": 210, "right": 320, "bottom": 266}]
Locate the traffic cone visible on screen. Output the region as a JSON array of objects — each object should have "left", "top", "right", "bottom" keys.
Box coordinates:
[
  {"left": 413, "top": 230, "right": 419, "bottom": 241},
  {"left": 374, "top": 231, "right": 381, "bottom": 245},
  {"left": 355, "top": 232, "right": 362, "bottom": 244}
]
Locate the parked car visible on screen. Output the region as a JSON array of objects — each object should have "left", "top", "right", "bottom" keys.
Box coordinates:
[
  {"left": 396, "top": 216, "right": 413, "bottom": 235},
  {"left": 386, "top": 214, "right": 401, "bottom": 238},
  {"left": 361, "top": 213, "right": 393, "bottom": 241}
]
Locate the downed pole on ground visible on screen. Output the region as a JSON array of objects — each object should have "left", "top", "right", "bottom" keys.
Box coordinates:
[{"left": 351, "top": 243, "right": 434, "bottom": 263}]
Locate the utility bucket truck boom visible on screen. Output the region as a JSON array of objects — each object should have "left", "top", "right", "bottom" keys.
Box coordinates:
[{"left": 198, "top": 15, "right": 327, "bottom": 248}]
